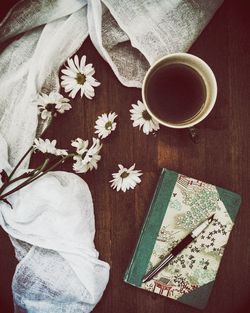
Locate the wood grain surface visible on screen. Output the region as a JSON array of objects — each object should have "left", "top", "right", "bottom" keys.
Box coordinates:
[{"left": 0, "top": 1, "right": 249, "bottom": 312}]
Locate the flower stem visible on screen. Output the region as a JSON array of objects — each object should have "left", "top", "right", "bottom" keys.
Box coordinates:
[
  {"left": 3, "top": 165, "right": 46, "bottom": 187},
  {"left": 27, "top": 154, "right": 73, "bottom": 185},
  {"left": 0, "top": 155, "right": 72, "bottom": 201},
  {"left": 0, "top": 147, "right": 34, "bottom": 196},
  {"left": 4, "top": 119, "right": 52, "bottom": 185},
  {"left": 0, "top": 158, "right": 50, "bottom": 201},
  {"left": 8, "top": 147, "right": 34, "bottom": 181}
]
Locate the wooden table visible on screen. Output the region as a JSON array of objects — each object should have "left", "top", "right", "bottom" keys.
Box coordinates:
[{"left": 0, "top": 1, "right": 249, "bottom": 312}]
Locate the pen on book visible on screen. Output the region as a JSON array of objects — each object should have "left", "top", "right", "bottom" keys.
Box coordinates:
[{"left": 142, "top": 213, "right": 215, "bottom": 283}]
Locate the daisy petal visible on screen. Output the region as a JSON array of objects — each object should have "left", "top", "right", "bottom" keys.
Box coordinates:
[{"left": 80, "top": 55, "right": 86, "bottom": 71}]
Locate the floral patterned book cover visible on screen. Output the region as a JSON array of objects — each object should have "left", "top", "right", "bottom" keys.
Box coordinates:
[{"left": 124, "top": 169, "right": 241, "bottom": 309}]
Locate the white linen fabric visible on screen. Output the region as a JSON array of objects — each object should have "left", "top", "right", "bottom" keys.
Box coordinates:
[
  {"left": 0, "top": 0, "right": 223, "bottom": 312},
  {"left": 0, "top": 133, "right": 110, "bottom": 312}
]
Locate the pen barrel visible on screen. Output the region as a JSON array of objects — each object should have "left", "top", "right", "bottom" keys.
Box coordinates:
[
  {"left": 171, "top": 234, "right": 193, "bottom": 256},
  {"left": 142, "top": 253, "right": 174, "bottom": 283},
  {"left": 142, "top": 216, "right": 214, "bottom": 283}
]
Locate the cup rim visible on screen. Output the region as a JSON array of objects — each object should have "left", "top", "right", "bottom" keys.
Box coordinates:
[{"left": 142, "top": 52, "right": 217, "bottom": 129}]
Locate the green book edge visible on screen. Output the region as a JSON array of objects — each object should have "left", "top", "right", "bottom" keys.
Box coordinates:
[
  {"left": 177, "top": 186, "right": 241, "bottom": 309},
  {"left": 216, "top": 186, "right": 241, "bottom": 222},
  {"left": 178, "top": 281, "right": 215, "bottom": 309},
  {"left": 124, "top": 169, "right": 178, "bottom": 287},
  {"left": 124, "top": 168, "right": 242, "bottom": 309}
]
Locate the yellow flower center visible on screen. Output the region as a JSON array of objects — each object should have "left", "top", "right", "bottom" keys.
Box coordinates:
[
  {"left": 76, "top": 73, "right": 86, "bottom": 85},
  {"left": 105, "top": 121, "right": 112, "bottom": 130},
  {"left": 121, "top": 171, "right": 129, "bottom": 179},
  {"left": 142, "top": 110, "right": 152, "bottom": 121}
]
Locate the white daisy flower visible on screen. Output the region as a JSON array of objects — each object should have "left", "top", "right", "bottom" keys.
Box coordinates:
[
  {"left": 33, "top": 138, "right": 68, "bottom": 156},
  {"left": 71, "top": 138, "right": 89, "bottom": 155},
  {"left": 94, "top": 112, "right": 118, "bottom": 139},
  {"left": 130, "top": 100, "right": 160, "bottom": 135},
  {"left": 72, "top": 137, "right": 102, "bottom": 174},
  {"left": 37, "top": 91, "right": 71, "bottom": 120},
  {"left": 110, "top": 164, "right": 142, "bottom": 192},
  {"left": 61, "top": 55, "right": 100, "bottom": 99}
]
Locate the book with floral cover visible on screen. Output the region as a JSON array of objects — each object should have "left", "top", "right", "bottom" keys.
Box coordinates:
[{"left": 124, "top": 169, "right": 241, "bottom": 309}]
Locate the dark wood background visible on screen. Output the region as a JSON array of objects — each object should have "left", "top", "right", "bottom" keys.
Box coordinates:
[{"left": 0, "top": 1, "right": 249, "bottom": 312}]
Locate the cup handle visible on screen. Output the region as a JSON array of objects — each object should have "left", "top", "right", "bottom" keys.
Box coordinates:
[{"left": 188, "top": 127, "right": 199, "bottom": 143}]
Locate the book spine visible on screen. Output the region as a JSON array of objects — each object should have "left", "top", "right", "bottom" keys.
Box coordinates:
[
  {"left": 124, "top": 169, "right": 178, "bottom": 287},
  {"left": 124, "top": 169, "right": 165, "bottom": 285}
]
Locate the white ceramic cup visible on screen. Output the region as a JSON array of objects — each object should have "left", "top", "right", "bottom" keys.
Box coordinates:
[{"left": 142, "top": 53, "right": 217, "bottom": 129}]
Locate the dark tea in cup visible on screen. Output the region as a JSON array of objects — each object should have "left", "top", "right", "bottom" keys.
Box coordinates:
[{"left": 142, "top": 53, "right": 217, "bottom": 129}]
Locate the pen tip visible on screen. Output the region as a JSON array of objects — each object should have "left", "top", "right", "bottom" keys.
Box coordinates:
[{"left": 209, "top": 213, "right": 215, "bottom": 222}]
